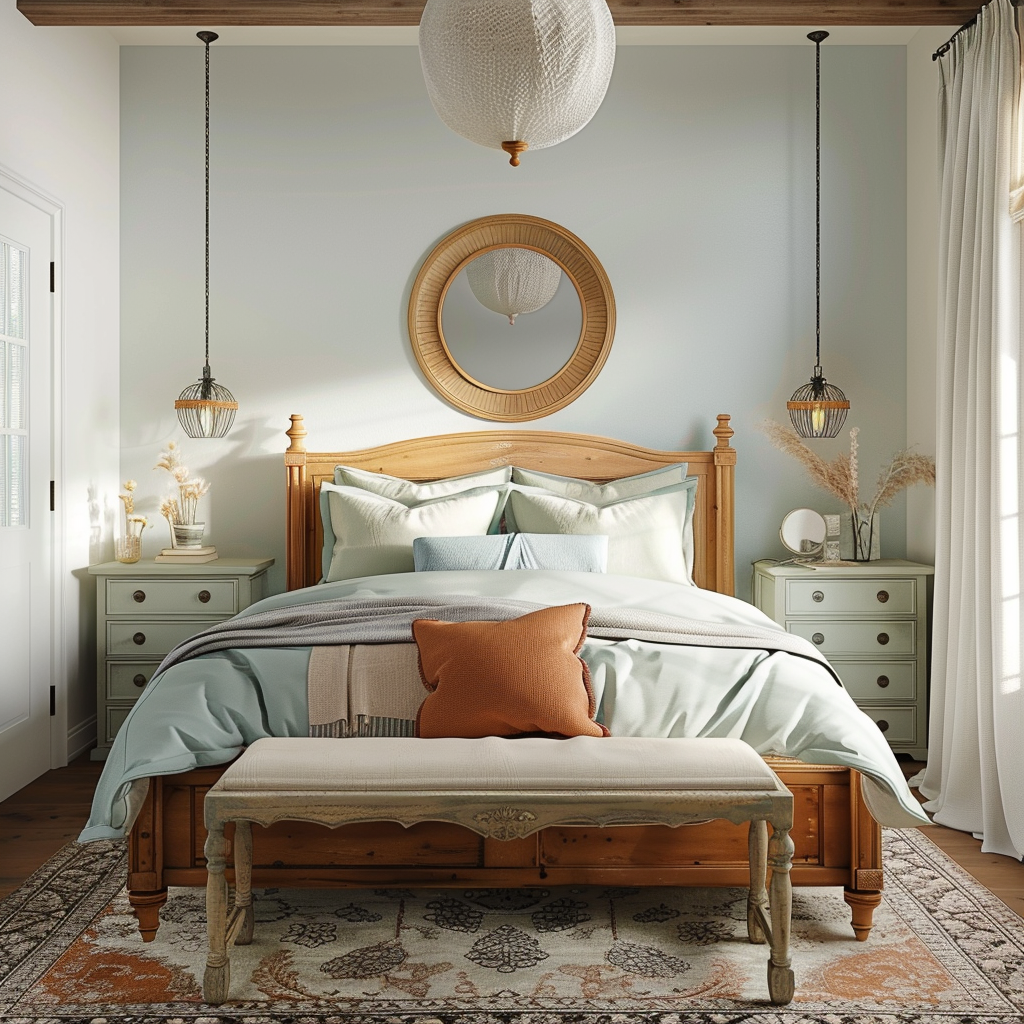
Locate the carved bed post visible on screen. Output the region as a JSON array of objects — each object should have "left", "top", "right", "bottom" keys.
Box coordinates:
[
  {"left": 713, "top": 414, "right": 736, "bottom": 597},
  {"left": 844, "top": 769, "right": 884, "bottom": 940},
  {"left": 285, "top": 414, "right": 308, "bottom": 592}
]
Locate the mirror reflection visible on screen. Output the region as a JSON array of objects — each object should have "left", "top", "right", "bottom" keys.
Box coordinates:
[
  {"left": 441, "top": 247, "right": 583, "bottom": 391},
  {"left": 780, "top": 507, "right": 827, "bottom": 556}
]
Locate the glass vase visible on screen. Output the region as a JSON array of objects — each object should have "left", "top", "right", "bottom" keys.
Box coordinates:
[
  {"left": 116, "top": 515, "right": 147, "bottom": 564},
  {"left": 840, "top": 511, "right": 880, "bottom": 561}
]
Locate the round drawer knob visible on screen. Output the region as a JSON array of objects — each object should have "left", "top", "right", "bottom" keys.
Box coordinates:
[
  {"left": 876, "top": 719, "right": 890, "bottom": 733},
  {"left": 876, "top": 675, "right": 890, "bottom": 688},
  {"left": 133, "top": 673, "right": 147, "bottom": 688},
  {"left": 877, "top": 632, "right": 890, "bottom": 646},
  {"left": 812, "top": 632, "right": 825, "bottom": 645},
  {"left": 132, "top": 589, "right": 146, "bottom": 603},
  {"left": 198, "top": 590, "right": 211, "bottom": 604},
  {"left": 876, "top": 590, "right": 890, "bottom": 603},
  {"left": 812, "top": 590, "right": 824, "bottom": 603},
  {"left": 132, "top": 632, "right": 146, "bottom": 646}
]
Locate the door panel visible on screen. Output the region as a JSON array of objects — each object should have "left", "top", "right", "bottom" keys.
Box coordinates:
[{"left": 0, "top": 186, "right": 52, "bottom": 803}]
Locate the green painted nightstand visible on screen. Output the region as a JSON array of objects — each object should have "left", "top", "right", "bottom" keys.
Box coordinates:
[
  {"left": 752, "top": 558, "right": 934, "bottom": 760},
  {"left": 87, "top": 557, "right": 274, "bottom": 760}
]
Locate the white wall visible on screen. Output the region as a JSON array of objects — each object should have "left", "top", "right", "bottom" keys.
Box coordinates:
[
  {"left": 1, "top": 2, "right": 120, "bottom": 760},
  {"left": 905, "top": 26, "right": 948, "bottom": 564},
  {"left": 120, "top": 43, "right": 908, "bottom": 599}
]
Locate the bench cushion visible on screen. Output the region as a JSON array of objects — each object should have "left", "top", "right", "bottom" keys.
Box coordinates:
[{"left": 215, "top": 736, "right": 781, "bottom": 793}]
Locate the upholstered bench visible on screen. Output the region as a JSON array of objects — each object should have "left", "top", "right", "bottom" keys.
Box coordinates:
[{"left": 202, "top": 735, "right": 795, "bottom": 1005}]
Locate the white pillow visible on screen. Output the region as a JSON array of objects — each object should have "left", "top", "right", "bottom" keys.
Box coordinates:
[
  {"left": 505, "top": 480, "right": 698, "bottom": 584},
  {"left": 321, "top": 483, "right": 506, "bottom": 582},
  {"left": 334, "top": 464, "right": 511, "bottom": 505},
  {"left": 510, "top": 462, "right": 688, "bottom": 503}
]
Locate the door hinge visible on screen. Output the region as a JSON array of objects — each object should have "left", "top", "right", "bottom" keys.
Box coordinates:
[
  {"left": 50, "top": 262, "right": 55, "bottom": 293},
  {"left": 49, "top": 480, "right": 55, "bottom": 512},
  {"left": 49, "top": 686, "right": 56, "bottom": 716}
]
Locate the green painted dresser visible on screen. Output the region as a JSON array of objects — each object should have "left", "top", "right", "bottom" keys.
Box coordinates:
[
  {"left": 88, "top": 557, "right": 274, "bottom": 759},
  {"left": 752, "top": 558, "right": 934, "bottom": 760}
]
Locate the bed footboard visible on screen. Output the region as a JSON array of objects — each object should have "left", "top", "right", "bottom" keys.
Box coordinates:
[{"left": 127, "top": 759, "right": 882, "bottom": 943}]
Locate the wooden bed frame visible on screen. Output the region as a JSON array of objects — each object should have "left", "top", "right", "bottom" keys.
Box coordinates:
[{"left": 126, "top": 414, "right": 883, "bottom": 942}]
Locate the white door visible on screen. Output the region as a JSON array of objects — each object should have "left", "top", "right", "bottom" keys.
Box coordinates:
[{"left": 0, "top": 186, "right": 52, "bottom": 803}]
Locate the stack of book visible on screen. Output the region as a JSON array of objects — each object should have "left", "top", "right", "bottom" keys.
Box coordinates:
[{"left": 155, "top": 546, "right": 218, "bottom": 564}]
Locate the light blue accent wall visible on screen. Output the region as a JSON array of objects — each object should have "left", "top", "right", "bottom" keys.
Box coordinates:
[{"left": 120, "top": 44, "right": 907, "bottom": 599}]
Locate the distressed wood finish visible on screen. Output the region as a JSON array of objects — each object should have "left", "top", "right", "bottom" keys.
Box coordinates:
[
  {"left": 17, "top": 0, "right": 981, "bottom": 25},
  {"left": 202, "top": 737, "right": 794, "bottom": 1006},
  {"left": 284, "top": 413, "right": 736, "bottom": 595},
  {"left": 408, "top": 215, "right": 615, "bottom": 422}
]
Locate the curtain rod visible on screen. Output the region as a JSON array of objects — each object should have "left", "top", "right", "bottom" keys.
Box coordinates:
[{"left": 933, "top": 0, "right": 1022, "bottom": 60}]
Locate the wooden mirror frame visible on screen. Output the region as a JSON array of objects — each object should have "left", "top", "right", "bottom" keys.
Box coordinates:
[{"left": 408, "top": 214, "right": 616, "bottom": 422}]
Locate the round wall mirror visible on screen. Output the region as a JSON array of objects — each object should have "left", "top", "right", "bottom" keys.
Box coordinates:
[
  {"left": 408, "top": 214, "right": 615, "bottom": 421},
  {"left": 780, "top": 508, "right": 827, "bottom": 557}
]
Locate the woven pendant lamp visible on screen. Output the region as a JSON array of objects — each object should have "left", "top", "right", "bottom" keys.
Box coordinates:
[
  {"left": 466, "top": 248, "right": 562, "bottom": 324},
  {"left": 787, "top": 30, "right": 849, "bottom": 439},
  {"left": 175, "top": 31, "right": 238, "bottom": 439},
  {"left": 419, "top": 0, "right": 616, "bottom": 166}
]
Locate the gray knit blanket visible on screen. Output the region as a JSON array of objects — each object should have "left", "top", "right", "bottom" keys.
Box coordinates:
[{"left": 152, "top": 594, "right": 840, "bottom": 683}]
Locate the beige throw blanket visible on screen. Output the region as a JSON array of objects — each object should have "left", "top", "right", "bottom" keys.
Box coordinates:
[{"left": 308, "top": 644, "right": 425, "bottom": 737}]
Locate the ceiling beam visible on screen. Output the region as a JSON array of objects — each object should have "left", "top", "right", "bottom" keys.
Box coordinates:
[{"left": 17, "top": 0, "right": 978, "bottom": 27}]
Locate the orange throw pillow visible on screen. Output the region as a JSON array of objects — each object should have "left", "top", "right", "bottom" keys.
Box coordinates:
[{"left": 413, "top": 603, "right": 610, "bottom": 739}]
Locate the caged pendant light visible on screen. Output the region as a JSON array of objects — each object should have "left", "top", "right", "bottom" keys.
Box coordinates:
[
  {"left": 787, "top": 30, "right": 850, "bottom": 440},
  {"left": 418, "top": 0, "right": 616, "bottom": 167},
  {"left": 175, "top": 30, "right": 238, "bottom": 439}
]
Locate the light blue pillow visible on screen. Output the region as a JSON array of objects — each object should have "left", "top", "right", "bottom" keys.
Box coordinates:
[{"left": 413, "top": 533, "right": 609, "bottom": 573}]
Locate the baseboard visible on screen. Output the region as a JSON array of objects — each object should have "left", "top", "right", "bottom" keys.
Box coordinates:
[{"left": 67, "top": 716, "right": 97, "bottom": 761}]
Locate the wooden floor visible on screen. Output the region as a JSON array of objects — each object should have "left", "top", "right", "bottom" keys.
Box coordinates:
[{"left": 1, "top": 756, "right": 1023, "bottom": 918}]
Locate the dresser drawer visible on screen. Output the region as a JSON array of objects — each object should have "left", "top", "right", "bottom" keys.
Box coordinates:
[
  {"left": 786, "top": 578, "right": 916, "bottom": 615},
  {"left": 107, "top": 661, "right": 161, "bottom": 699},
  {"left": 107, "top": 619, "right": 210, "bottom": 658},
  {"left": 832, "top": 660, "right": 916, "bottom": 701},
  {"left": 788, "top": 619, "right": 916, "bottom": 656},
  {"left": 859, "top": 705, "right": 917, "bottom": 745},
  {"left": 106, "top": 703, "right": 134, "bottom": 744},
  {"left": 106, "top": 578, "right": 238, "bottom": 616}
]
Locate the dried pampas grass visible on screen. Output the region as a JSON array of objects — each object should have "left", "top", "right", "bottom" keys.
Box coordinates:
[{"left": 761, "top": 420, "right": 935, "bottom": 523}]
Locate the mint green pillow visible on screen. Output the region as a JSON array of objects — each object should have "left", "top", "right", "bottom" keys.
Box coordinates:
[{"left": 510, "top": 462, "right": 688, "bottom": 503}]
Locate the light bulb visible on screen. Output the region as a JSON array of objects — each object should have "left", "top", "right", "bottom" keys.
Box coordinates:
[
  {"left": 198, "top": 404, "right": 214, "bottom": 437},
  {"left": 811, "top": 404, "right": 825, "bottom": 434}
]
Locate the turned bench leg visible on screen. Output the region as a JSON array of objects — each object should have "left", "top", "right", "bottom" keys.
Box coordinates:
[
  {"left": 234, "top": 821, "right": 255, "bottom": 946},
  {"left": 203, "top": 823, "right": 231, "bottom": 1005},
  {"left": 767, "top": 826, "right": 795, "bottom": 1006},
  {"left": 746, "top": 819, "right": 769, "bottom": 945}
]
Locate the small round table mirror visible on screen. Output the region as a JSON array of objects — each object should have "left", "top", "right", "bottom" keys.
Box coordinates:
[{"left": 780, "top": 508, "right": 827, "bottom": 557}]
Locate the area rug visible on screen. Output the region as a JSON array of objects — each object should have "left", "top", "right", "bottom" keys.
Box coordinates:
[{"left": 2, "top": 828, "right": 1023, "bottom": 1023}]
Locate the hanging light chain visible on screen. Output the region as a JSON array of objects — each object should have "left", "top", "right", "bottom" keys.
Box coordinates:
[
  {"left": 811, "top": 29, "right": 827, "bottom": 375},
  {"left": 202, "top": 31, "right": 215, "bottom": 370}
]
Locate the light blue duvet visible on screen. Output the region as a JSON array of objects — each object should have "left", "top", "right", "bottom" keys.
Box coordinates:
[{"left": 80, "top": 569, "right": 928, "bottom": 842}]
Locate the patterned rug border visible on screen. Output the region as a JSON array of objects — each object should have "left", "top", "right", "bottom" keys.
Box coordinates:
[{"left": 2, "top": 827, "right": 1023, "bottom": 1024}]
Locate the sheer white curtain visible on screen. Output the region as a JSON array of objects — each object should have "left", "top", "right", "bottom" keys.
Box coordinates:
[{"left": 914, "top": 0, "right": 1024, "bottom": 859}]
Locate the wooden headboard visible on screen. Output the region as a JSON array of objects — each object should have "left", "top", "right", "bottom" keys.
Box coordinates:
[{"left": 284, "top": 415, "right": 737, "bottom": 595}]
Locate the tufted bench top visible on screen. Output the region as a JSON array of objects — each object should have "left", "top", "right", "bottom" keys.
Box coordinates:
[{"left": 216, "top": 735, "right": 783, "bottom": 793}]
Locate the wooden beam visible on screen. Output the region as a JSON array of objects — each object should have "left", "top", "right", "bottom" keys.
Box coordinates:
[{"left": 17, "top": 0, "right": 979, "bottom": 27}]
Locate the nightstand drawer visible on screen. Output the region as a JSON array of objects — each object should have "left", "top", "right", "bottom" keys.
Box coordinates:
[
  {"left": 786, "top": 578, "right": 916, "bottom": 615},
  {"left": 832, "top": 660, "right": 916, "bottom": 701},
  {"left": 107, "top": 620, "right": 209, "bottom": 658},
  {"left": 107, "top": 662, "right": 160, "bottom": 699},
  {"left": 788, "top": 619, "right": 916, "bottom": 655},
  {"left": 107, "top": 578, "right": 238, "bottom": 616},
  {"left": 106, "top": 703, "right": 134, "bottom": 744},
  {"left": 859, "top": 705, "right": 917, "bottom": 745}
]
